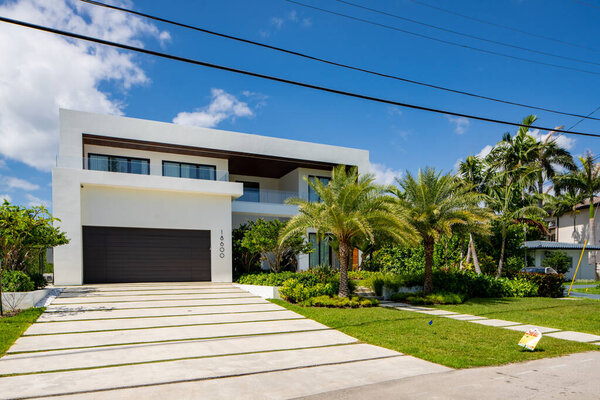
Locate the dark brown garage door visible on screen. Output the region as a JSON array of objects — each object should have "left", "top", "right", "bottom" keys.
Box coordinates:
[{"left": 83, "top": 226, "right": 211, "bottom": 283}]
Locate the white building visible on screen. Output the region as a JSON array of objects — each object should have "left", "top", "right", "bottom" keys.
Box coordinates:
[{"left": 52, "top": 109, "right": 370, "bottom": 285}]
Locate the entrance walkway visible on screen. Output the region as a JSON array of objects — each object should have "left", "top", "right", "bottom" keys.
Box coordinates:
[{"left": 0, "top": 283, "right": 448, "bottom": 399}]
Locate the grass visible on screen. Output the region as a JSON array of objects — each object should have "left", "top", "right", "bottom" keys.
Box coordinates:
[
  {"left": 272, "top": 300, "right": 596, "bottom": 369},
  {"left": 565, "top": 279, "right": 597, "bottom": 285},
  {"left": 571, "top": 286, "right": 600, "bottom": 295},
  {"left": 433, "top": 297, "right": 600, "bottom": 335},
  {"left": 0, "top": 308, "right": 44, "bottom": 357}
]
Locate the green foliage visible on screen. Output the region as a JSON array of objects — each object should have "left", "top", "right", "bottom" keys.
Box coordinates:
[
  {"left": 278, "top": 278, "right": 336, "bottom": 303},
  {"left": 542, "top": 251, "right": 572, "bottom": 274},
  {"left": 232, "top": 223, "right": 261, "bottom": 278},
  {"left": 241, "top": 218, "right": 311, "bottom": 273},
  {"left": 237, "top": 270, "right": 355, "bottom": 296},
  {"left": 516, "top": 273, "right": 565, "bottom": 297},
  {"left": 390, "top": 291, "right": 466, "bottom": 305},
  {"left": 300, "top": 295, "right": 379, "bottom": 308},
  {"left": 27, "top": 273, "right": 47, "bottom": 290},
  {"left": 1, "top": 270, "right": 34, "bottom": 292}
]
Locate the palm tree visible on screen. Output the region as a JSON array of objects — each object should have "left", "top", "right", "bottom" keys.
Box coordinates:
[
  {"left": 281, "top": 165, "right": 417, "bottom": 297},
  {"left": 534, "top": 129, "right": 576, "bottom": 207},
  {"left": 555, "top": 152, "right": 600, "bottom": 277},
  {"left": 392, "top": 168, "right": 492, "bottom": 294}
]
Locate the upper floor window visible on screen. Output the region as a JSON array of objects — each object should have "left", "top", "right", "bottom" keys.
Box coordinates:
[
  {"left": 308, "top": 176, "right": 330, "bottom": 202},
  {"left": 88, "top": 154, "right": 149, "bottom": 175},
  {"left": 237, "top": 181, "right": 260, "bottom": 202},
  {"left": 162, "top": 161, "right": 216, "bottom": 180}
]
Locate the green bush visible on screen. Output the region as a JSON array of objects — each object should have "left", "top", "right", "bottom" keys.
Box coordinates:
[
  {"left": 237, "top": 271, "right": 355, "bottom": 294},
  {"left": 542, "top": 251, "right": 572, "bottom": 274},
  {"left": 27, "top": 273, "right": 47, "bottom": 290},
  {"left": 1, "top": 270, "right": 35, "bottom": 292},
  {"left": 515, "top": 273, "right": 565, "bottom": 297},
  {"left": 300, "top": 295, "right": 379, "bottom": 308},
  {"left": 278, "top": 278, "right": 336, "bottom": 303},
  {"left": 390, "top": 291, "right": 466, "bottom": 305}
]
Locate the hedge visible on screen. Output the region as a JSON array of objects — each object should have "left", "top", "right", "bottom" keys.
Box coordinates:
[{"left": 514, "top": 272, "right": 565, "bottom": 298}]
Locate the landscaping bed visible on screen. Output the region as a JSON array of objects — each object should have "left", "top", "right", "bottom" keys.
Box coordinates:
[
  {"left": 273, "top": 300, "right": 595, "bottom": 368},
  {"left": 0, "top": 308, "right": 44, "bottom": 357}
]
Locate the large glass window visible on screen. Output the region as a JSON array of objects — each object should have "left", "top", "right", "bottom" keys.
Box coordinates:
[
  {"left": 162, "top": 161, "right": 216, "bottom": 180},
  {"left": 308, "top": 176, "right": 330, "bottom": 202},
  {"left": 237, "top": 181, "right": 260, "bottom": 202},
  {"left": 88, "top": 154, "right": 149, "bottom": 175},
  {"left": 309, "top": 233, "right": 337, "bottom": 267}
]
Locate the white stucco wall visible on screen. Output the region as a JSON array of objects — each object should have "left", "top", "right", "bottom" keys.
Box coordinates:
[
  {"left": 531, "top": 249, "right": 596, "bottom": 280},
  {"left": 556, "top": 210, "right": 600, "bottom": 245}
]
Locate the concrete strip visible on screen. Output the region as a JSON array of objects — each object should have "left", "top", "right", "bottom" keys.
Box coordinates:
[
  {"left": 442, "top": 314, "right": 488, "bottom": 321},
  {"left": 0, "top": 344, "right": 402, "bottom": 398},
  {"left": 503, "top": 325, "right": 561, "bottom": 334},
  {"left": 45, "top": 297, "right": 268, "bottom": 311},
  {"left": 57, "top": 288, "right": 245, "bottom": 297},
  {"left": 52, "top": 292, "right": 255, "bottom": 304},
  {"left": 37, "top": 303, "right": 284, "bottom": 322},
  {"left": 380, "top": 303, "right": 433, "bottom": 311},
  {"left": 468, "top": 319, "right": 521, "bottom": 327},
  {"left": 545, "top": 331, "right": 600, "bottom": 343},
  {"left": 43, "top": 355, "right": 450, "bottom": 400},
  {"left": 413, "top": 310, "right": 459, "bottom": 316},
  {"left": 60, "top": 284, "right": 237, "bottom": 292},
  {"left": 24, "top": 310, "right": 304, "bottom": 335},
  {"left": 8, "top": 319, "right": 329, "bottom": 353},
  {"left": 0, "top": 330, "right": 358, "bottom": 375}
]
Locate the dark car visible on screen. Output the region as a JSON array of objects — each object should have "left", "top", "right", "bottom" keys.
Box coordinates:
[{"left": 520, "top": 267, "right": 558, "bottom": 275}]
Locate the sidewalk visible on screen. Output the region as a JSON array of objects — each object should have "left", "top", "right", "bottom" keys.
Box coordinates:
[{"left": 380, "top": 301, "right": 600, "bottom": 345}]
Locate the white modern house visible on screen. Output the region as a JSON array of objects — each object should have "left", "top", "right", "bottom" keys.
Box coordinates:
[
  {"left": 52, "top": 109, "right": 370, "bottom": 285},
  {"left": 526, "top": 198, "right": 600, "bottom": 280}
]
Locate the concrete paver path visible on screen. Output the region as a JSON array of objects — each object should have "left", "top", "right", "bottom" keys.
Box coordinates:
[{"left": 0, "top": 283, "right": 448, "bottom": 399}]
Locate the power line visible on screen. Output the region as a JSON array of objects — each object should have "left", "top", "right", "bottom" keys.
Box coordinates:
[
  {"left": 568, "top": 105, "right": 600, "bottom": 130},
  {"left": 333, "top": 0, "right": 600, "bottom": 68},
  {"left": 571, "top": 0, "right": 600, "bottom": 11},
  {"left": 2, "top": 15, "right": 599, "bottom": 139},
  {"left": 410, "top": 0, "right": 599, "bottom": 53},
  {"left": 283, "top": 0, "right": 600, "bottom": 76},
  {"left": 75, "top": 0, "right": 600, "bottom": 122}
]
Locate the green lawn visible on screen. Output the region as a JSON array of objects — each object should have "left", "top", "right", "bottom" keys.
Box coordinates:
[
  {"left": 272, "top": 300, "right": 596, "bottom": 369},
  {"left": 0, "top": 308, "right": 44, "bottom": 357},
  {"left": 434, "top": 297, "right": 600, "bottom": 335},
  {"left": 571, "top": 286, "right": 600, "bottom": 295}
]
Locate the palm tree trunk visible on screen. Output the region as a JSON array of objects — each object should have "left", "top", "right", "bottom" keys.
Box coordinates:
[
  {"left": 424, "top": 237, "right": 434, "bottom": 295},
  {"left": 496, "top": 223, "right": 507, "bottom": 279},
  {"left": 338, "top": 241, "right": 350, "bottom": 297},
  {"left": 469, "top": 233, "right": 481, "bottom": 275}
]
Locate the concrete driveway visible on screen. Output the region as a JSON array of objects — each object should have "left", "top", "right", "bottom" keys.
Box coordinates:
[{"left": 0, "top": 283, "right": 448, "bottom": 399}]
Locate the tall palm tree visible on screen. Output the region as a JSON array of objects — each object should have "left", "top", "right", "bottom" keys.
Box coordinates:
[
  {"left": 392, "top": 168, "right": 492, "bottom": 294},
  {"left": 555, "top": 152, "right": 600, "bottom": 277},
  {"left": 281, "top": 165, "right": 417, "bottom": 297}
]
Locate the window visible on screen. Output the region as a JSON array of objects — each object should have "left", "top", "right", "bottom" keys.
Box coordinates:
[
  {"left": 309, "top": 233, "right": 338, "bottom": 268},
  {"left": 88, "top": 154, "right": 149, "bottom": 175},
  {"left": 308, "top": 176, "right": 330, "bottom": 202},
  {"left": 237, "top": 181, "right": 260, "bottom": 202},
  {"left": 162, "top": 161, "right": 216, "bottom": 180}
]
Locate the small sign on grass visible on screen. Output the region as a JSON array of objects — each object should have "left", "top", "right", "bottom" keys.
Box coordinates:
[{"left": 518, "top": 328, "right": 542, "bottom": 351}]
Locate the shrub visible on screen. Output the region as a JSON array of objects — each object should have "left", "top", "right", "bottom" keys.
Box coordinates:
[
  {"left": 237, "top": 271, "right": 355, "bottom": 294},
  {"left": 1, "top": 270, "right": 35, "bottom": 292},
  {"left": 300, "top": 295, "right": 379, "bottom": 308},
  {"left": 515, "top": 273, "right": 565, "bottom": 297},
  {"left": 27, "top": 273, "right": 47, "bottom": 290},
  {"left": 391, "top": 291, "right": 466, "bottom": 305},
  {"left": 278, "top": 278, "right": 336, "bottom": 303},
  {"left": 542, "top": 251, "right": 572, "bottom": 274}
]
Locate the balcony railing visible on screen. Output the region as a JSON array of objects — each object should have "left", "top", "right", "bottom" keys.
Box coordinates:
[
  {"left": 56, "top": 156, "right": 230, "bottom": 182},
  {"left": 234, "top": 188, "right": 304, "bottom": 204}
]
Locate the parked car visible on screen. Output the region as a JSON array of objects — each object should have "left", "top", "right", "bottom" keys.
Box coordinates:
[{"left": 520, "top": 267, "right": 558, "bottom": 275}]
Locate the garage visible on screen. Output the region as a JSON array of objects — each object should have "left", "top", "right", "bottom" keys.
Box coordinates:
[{"left": 83, "top": 226, "right": 211, "bottom": 283}]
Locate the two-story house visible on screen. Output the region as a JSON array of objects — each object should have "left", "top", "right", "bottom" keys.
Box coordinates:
[{"left": 52, "top": 109, "right": 370, "bottom": 285}]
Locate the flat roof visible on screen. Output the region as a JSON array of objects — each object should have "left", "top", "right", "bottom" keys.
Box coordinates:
[{"left": 523, "top": 240, "right": 600, "bottom": 251}]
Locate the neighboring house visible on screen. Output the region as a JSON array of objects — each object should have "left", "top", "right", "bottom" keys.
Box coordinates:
[
  {"left": 527, "top": 198, "right": 600, "bottom": 280},
  {"left": 52, "top": 109, "right": 370, "bottom": 285}
]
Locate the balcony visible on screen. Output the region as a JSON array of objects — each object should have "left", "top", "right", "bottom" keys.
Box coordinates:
[
  {"left": 232, "top": 188, "right": 305, "bottom": 217},
  {"left": 233, "top": 188, "right": 302, "bottom": 204}
]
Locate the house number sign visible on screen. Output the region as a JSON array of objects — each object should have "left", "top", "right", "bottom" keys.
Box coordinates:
[{"left": 219, "top": 230, "right": 225, "bottom": 258}]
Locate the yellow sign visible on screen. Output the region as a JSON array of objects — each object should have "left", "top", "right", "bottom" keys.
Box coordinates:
[{"left": 518, "top": 328, "right": 542, "bottom": 351}]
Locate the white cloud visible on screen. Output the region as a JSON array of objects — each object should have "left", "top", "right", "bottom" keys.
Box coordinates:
[
  {"left": 25, "top": 193, "right": 49, "bottom": 208},
  {"left": 529, "top": 129, "right": 575, "bottom": 150},
  {"left": 302, "top": 18, "right": 312, "bottom": 28},
  {"left": 447, "top": 116, "right": 470, "bottom": 135},
  {"left": 288, "top": 10, "right": 298, "bottom": 21},
  {"left": 0, "top": 0, "right": 169, "bottom": 171},
  {"left": 263, "top": 10, "right": 312, "bottom": 36},
  {"left": 271, "top": 17, "right": 284, "bottom": 29},
  {"left": 369, "top": 162, "right": 402, "bottom": 185},
  {"left": 1, "top": 176, "right": 40, "bottom": 191},
  {"left": 0, "top": 194, "right": 11, "bottom": 203},
  {"left": 477, "top": 144, "right": 493, "bottom": 158},
  {"left": 173, "top": 89, "right": 255, "bottom": 128}
]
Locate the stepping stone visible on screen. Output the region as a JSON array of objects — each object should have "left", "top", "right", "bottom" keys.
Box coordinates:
[
  {"left": 442, "top": 314, "right": 487, "bottom": 321},
  {"left": 468, "top": 319, "right": 521, "bottom": 327},
  {"left": 545, "top": 331, "right": 600, "bottom": 343},
  {"left": 415, "top": 310, "right": 459, "bottom": 316},
  {"left": 503, "top": 324, "right": 561, "bottom": 334}
]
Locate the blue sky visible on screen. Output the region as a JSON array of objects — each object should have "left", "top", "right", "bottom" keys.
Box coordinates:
[{"left": 0, "top": 0, "right": 599, "bottom": 209}]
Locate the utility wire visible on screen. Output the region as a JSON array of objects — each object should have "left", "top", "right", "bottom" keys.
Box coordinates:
[
  {"left": 284, "top": 0, "right": 600, "bottom": 76},
  {"left": 571, "top": 0, "right": 600, "bottom": 11},
  {"left": 410, "top": 0, "right": 599, "bottom": 53},
  {"left": 333, "top": 0, "right": 600, "bottom": 68},
  {"left": 76, "top": 0, "right": 600, "bottom": 122},
  {"left": 2, "top": 15, "right": 599, "bottom": 138},
  {"left": 568, "top": 105, "right": 600, "bottom": 131}
]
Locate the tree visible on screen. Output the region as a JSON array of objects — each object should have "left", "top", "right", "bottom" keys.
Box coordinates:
[
  {"left": 554, "top": 152, "right": 600, "bottom": 277},
  {"left": 232, "top": 222, "right": 261, "bottom": 277},
  {"left": 534, "top": 128, "right": 575, "bottom": 207},
  {"left": 0, "top": 201, "right": 69, "bottom": 315},
  {"left": 241, "top": 218, "right": 311, "bottom": 273},
  {"left": 393, "top": 168, "right": 492, "bottom": 294},
  {"left": 281, "top": 165, "right": 416, "bottom": 297}
]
